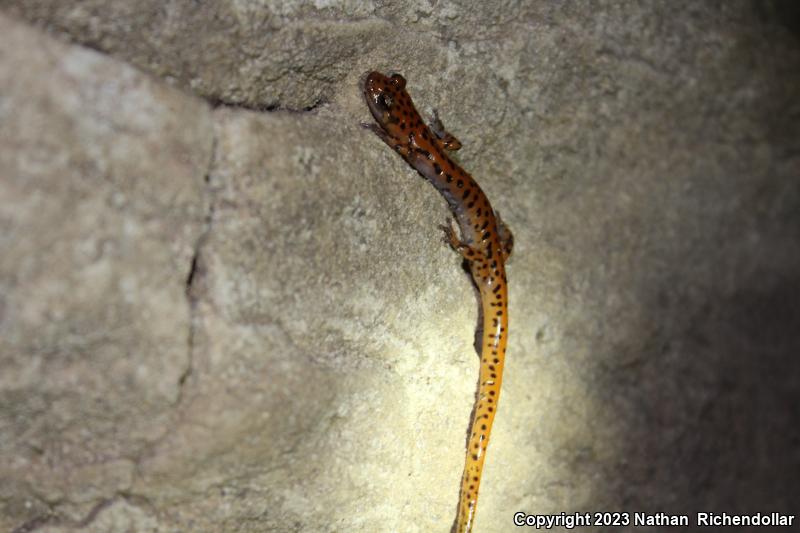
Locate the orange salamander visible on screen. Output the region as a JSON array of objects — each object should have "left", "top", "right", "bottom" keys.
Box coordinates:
[{"left": 362, "top": 71, "right": 512, "bottom": 533}]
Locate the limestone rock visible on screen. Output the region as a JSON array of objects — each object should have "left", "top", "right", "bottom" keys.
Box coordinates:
[{"left": 1, "top": 2, "right": 799, "bottom": 532}]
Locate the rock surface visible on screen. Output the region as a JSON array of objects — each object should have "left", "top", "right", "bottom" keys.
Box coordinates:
[{"left": 1, "top": 2, "right": 799, "bottom": 532}]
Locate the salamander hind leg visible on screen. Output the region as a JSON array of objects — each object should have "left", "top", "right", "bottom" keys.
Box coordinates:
[
  {"left": 496, "top": 211, "right": 514, "bottom": 261},
  {"left": 439, "top": 221, "right": 480, "bottom": 261},
  {"left": 429, "top": 109, "right": 463, "bottom": 152}
]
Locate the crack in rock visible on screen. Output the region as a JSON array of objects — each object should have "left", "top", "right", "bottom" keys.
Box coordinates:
[{"left": 180, "top": 130, "right": 219, "bottom": 406}]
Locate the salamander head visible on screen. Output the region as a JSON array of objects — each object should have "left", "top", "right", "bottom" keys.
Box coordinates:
[{"left": 363, "top": 71, "right": 410, "bottom": 136}]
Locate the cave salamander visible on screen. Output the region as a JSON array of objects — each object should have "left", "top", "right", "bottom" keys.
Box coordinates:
[{"left": 362, "top": 71, "right": 513, "bottom": 533}]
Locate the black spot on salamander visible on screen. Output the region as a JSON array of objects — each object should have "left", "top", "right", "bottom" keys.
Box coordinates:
[
  {"left": 496, "top": 310, "right": 503, "bottom": 316},
  {"left": 482, "top": 231, "right": 491, "bottom": 240},
  {"left": 481, "top": 220, "right": 489, "bottom": 231},
  {"left": 462, "top": 189, "right": 471, "bottom": 200},
  {"left": 489, "top": 390, "right": 495, "bottom": 395},
  {"left": 433, "top": 162, "right": 442, "bottom": 174},
  {"left": 492, "top": 284, "right": 501, "bottom": 293},
  {"left": 446, "top": 173, "right": 453, "bottom": 182},
  {"left": 457, "top": 179, "right": 464, "bottom": 188},
  {"left": 472, "top": 454, "right": 478, "bottom": 460},
  {"left": 488, "top": 406, "right": 494, "bottom": 411}
]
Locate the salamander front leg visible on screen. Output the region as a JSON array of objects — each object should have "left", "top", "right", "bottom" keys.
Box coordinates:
[
  {"left": 361, "top": 122, "right": 412, "bottom": 157},
  {"left": 429, "top": 109, "right": 462, "bottom": 152}
]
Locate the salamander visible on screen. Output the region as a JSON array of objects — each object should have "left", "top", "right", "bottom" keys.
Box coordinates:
[{"left": 361, "top": 71, "right": 513, "bottom": 533}]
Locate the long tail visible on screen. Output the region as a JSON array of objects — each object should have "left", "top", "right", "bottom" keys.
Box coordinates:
[{"left": 454, "top": 283, "right": 508, "bottom": 532}]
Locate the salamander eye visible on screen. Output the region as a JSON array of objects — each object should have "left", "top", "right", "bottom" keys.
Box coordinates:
[
  {"left": 388, "top": 73, "right": 406, "bottom": 89},
  {"left": 376, "top": 93, "right": 393, "bottom": 110}
]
